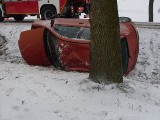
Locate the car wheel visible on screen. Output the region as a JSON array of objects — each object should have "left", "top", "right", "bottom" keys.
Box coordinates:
[
  {"left": 0, "top": 10, "right": 4, "bottom": 22},
  {"left": 14, "top": 15, "right": 25, "bottom": 22},
  {"left": 41, "top": 6, "right": 57, "bottom": 20},
  {"left": 43, "top": 29, "right": 62, "bottom": 69}
]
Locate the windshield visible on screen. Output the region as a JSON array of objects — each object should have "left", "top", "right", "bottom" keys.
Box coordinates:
[
  {"left": 53, "top": 25, "right": 90, "bottom": 40},
  {"left": 53, "top": 25, "right": 81, "bottom": 39}
]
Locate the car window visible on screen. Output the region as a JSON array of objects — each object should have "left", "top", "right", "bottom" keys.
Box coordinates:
[
  {"left": 79, "top": 28, "right": 90, "bottom": 40},
  {"left": 53, "top": 25, "right": 81, "bottom": 39}
]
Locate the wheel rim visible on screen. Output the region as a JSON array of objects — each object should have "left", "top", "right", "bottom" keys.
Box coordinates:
[{"left": 44, "top": 10, "right": 54, "bottom": 20}]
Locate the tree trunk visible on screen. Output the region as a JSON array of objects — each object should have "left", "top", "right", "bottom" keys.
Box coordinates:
[
  {"left": 149, "top": 0, "right": 154, "bottom": 22},
  {"left": 89, "top": 0, "right": 123, "bottom": 83}
]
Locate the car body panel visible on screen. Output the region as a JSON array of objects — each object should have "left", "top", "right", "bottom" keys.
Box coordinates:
[
  {"left": 120, "top": 22, "right": 139, "bottom": 74},
  {"left": 58, "top": 39, "right": 90, "bottom": 71},
  {"left": 19, "top": 28, "right": 51, "bottom": 66}
]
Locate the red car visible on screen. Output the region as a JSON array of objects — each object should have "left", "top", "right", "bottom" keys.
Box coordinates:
[{"left": 18, "top": 17, "right": 139, "bottom": 74}]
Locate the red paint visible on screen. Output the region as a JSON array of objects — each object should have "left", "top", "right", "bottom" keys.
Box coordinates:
[
  {"left": 58, "top": 39, "right": 90, "bottom": 71},
  {"left": 60, "top": 0, "right": 67, "bottom": 13},
  {"left": 19, "top": 28, "right": 51, "bottom": 66},
  {"left": 5, "top": 2, "right": 21, "bottom": 14},
  {"left": 5, "top": 0, "right": 39, "bottom": 14},
  {"left": 20, "top": 1, "right": 39, "bottom": 14}
]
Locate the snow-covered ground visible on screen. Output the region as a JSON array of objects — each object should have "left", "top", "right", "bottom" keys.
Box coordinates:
[
  {"left": 0, "top": 0, "right": 160, "bottom": 120},
  {"left": 0, "top": 22, "right": 160, "bottom": 120}
]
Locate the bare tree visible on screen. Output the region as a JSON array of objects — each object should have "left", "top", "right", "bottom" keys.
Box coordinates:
[
  {"left": 149, "top": 0, "right": 154, "bottom": 22},
  {"left": 89, "top": 0, "right": 123, "bottom": 83}
]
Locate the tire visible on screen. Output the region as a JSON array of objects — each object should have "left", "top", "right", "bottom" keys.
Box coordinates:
[
  {"left": 0, "top": 10, "right": 4, "bottom": 22},
  {"left": 41, "top": 6, "right": 57, "bottom": 20},
  {"left": 14, "top": 15, "right": 25, "bottom": 22},
  {"left": 43, "top": 29, "right": 62, "bottom": 69}
]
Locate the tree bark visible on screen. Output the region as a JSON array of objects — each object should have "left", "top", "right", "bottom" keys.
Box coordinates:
[
  {"left": 149, "top": 0, "right": 154, "bottom": 22},
  {"left": 89, "top": 0, "right": 123, "bottom": 83}
]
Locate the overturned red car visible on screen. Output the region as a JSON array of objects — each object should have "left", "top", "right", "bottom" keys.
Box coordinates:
[{"left": 18, "top": 17, "right": 139, "bottom": 74}]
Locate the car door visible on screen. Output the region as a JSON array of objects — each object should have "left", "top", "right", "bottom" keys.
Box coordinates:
[{"left": 19, "top": 28, "right": 51, "bottom": 66}]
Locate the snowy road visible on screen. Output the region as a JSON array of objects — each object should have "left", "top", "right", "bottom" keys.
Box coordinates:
[
  {"left": 0, "top": 23, "right": 160, "bottom": 120},
  {"left": 135, "top": 22, "right": 160, "bottom": 29}
]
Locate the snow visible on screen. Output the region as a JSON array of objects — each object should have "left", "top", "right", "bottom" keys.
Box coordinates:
[
  {"left": 0, "top": 1, "right": 160, "bottom": 120},
  {"left": 118, "top": 0, "right": 160, "bottom": 22},
  {"left": 1, "top": 22, "right": 160, "bottom": 120}
]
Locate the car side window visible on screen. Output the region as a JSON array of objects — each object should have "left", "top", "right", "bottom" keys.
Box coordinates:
[
  {"left": 79, "top": 28, "right": 90, "bottom": 40},
  {"left": 53, "top": 25, "right": 81, "bottom": 39}
]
